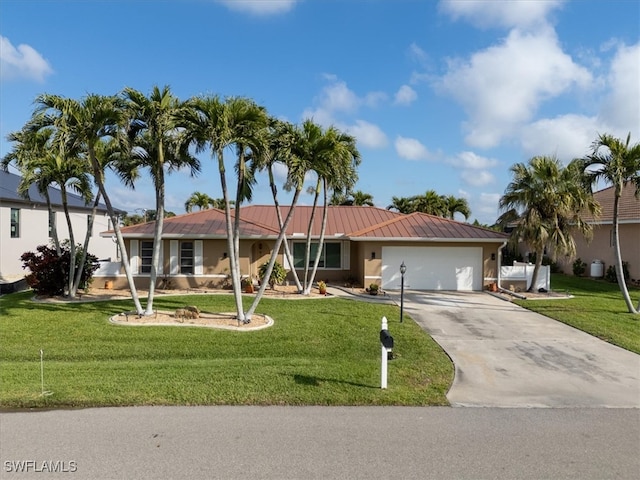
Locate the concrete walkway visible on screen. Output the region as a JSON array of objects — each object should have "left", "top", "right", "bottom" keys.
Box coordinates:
[{"left": 381, "top": 290, "right": 640, "bottom": 408}]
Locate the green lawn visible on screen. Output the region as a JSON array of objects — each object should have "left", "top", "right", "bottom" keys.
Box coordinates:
[
  {"left": 0, "top": 292, "right": 453, "bottom": 409},
  {"left": 513, "top": 274, "right": 640, "bottom": 354}
]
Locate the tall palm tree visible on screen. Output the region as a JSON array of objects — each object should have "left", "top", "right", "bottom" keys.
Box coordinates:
[
  {"left": 499, "top": 156, "right": 600, "bottom": 293},
  {"left": 33, "top": 93, "right": 145, "bottom": 314},
  {"left": 303, "top": 125, "right": 360, "bottom": 294},
  {"left": 443, "top": 195, "right": 471, "bottom": 221},
  {"left": 387, "top": 196, "right": 416, "bottom": 214},
  {"left": 184, "top": 191, "right": 216, "bottom": 212},
  {"left": 2, "top": 127, "right": 62, "bottom": 255},
  {"left": 123, "top": 85, "right": 200, "bottom": 315},
  {"left": 413, "top": 190, "right": 447, "bottom": 216},
  {"left": 181, "top": 95, "right": 268, "bottom": 322},
  {"left": 584, "top": 133, "right": 640, "bottom": 314},
  {"left": 351, "top": 190, "right": 374, "bottom": 206}
]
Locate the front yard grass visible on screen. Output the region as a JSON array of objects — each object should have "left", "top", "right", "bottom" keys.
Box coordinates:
[
  {"left": 0, "top": 292, "right": 453, "bottom": 409},
  {"left": 513, "top": 274, "right": 640, "bottom": 354}
]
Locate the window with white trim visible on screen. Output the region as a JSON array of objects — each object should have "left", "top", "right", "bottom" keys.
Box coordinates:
[
  {"left": 180, "top": 241, "right": 194, "bottom": 274},
  {"left": 293, "top": 242, "right": 341, "bottom": 269},
  {"left": 140, "top": 241, "right": 153, "bottom": 274}
]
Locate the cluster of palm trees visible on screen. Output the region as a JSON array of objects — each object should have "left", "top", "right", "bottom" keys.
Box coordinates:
[
  {"left": 184, "top": 192, "right": 228, "bottom": 212},
  {"left": 387, "top": 190, "right": 472, "bottom": 220},
  {"left": 498, "top": 133, "right": 640, "bottom": 314},
  {"left": 2, "top": 86, "right": 360, "bottom": 322}
]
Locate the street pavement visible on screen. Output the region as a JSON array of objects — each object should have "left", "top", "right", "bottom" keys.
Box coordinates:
[
  {"left": 386, "top": 290, "right": 640, "bottom": 407},
  {"left": 1, "top": 406, "right": 639, "bottom": 479}
]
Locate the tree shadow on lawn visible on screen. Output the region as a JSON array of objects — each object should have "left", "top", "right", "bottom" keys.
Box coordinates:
[{"left": 292, "top": 374, "right": 377, "bottom": 389}]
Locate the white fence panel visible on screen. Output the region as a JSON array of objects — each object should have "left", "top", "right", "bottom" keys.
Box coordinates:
[{"left": 501, "top": 263, "right": 550, "bottom": 291}]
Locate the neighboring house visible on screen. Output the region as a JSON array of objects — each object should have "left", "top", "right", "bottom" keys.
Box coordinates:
[
  {"left": 558, "top": 183, "right": 640, "bottom": 281},
  {"left": 100, "top": 205, "right": 509, "bottom": 291},
  {"left": 0, "top": 170, "right": 121, "bottom": 282}
]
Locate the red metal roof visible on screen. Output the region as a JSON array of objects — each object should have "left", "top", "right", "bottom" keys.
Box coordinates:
[{"left": 113, "top": 205, "right": 508, "bottom": 241}]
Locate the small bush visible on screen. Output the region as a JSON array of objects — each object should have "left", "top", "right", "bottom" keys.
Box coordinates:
[
  {"left": 258, "top": 261, "right": 287, "bottom": 289},
  {"left": 605, "top": 262, "right": 630, "bottom": 284},
  {"left": 572, "top": 258, "right": 587, "bottom": 276},
  {"left": 21, "top": 243, "right": 98, "bottom": 296}
]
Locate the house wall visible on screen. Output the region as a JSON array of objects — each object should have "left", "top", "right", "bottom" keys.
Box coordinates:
[
  {"left": 557, "top": 223, "right": 640, "bottom": 280},
  {"left": 0, "top": 202, "right": 117, "bottom": 281}
]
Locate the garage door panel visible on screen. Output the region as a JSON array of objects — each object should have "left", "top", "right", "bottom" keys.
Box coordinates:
[{"left": 382, "top": 246, "right": 482, "bottom": 291}]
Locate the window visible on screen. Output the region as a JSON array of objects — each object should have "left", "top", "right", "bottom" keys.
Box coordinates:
[
  {"left": 140, "top": 241, "right": 153, "bottom": 274},
  {"left": 49, "top": 211, "right": 56, "bottom": 237},
  {"left": 180, "top": 241, "right": 194, "bottom": 274},
  {"left": 10, "top": 208, "right": 20, "bottom": 238},
  {"left": 293, "top": 242, "right": 341, "bottom": 269}
]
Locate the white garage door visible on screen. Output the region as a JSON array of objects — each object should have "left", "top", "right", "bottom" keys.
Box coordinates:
[{"left": 382, "top": 246, "right": 483, "bottom": 291}]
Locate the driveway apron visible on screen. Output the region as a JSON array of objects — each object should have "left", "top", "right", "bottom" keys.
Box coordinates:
[{"left": 392, "top": 291, "right": 640, "bottom": 408}]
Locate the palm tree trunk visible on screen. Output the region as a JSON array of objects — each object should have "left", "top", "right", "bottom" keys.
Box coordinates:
[
  {"left": 60, "top": 187, "right": 77, "bottom": 298},
  {"left": 44, "top": 191, "right": 61, "bottom": 256},
  {"left": 218, "top": 149, "right": 245, "bottom": 322},
  {"left": 88, "top": 147, "right": 144, "bottom": 314},
  {"left": 303, "top": 179, "right": 321, "bottom": 293},
  {"left": 305, "top": 178, "right": 329, "bottom": 294},
  {"left": 245, "top": 188, "right": 302, "bottom": 320},
  {"left": 72, "top": 192, "right": 101, "bottom": 295},
  {"left": 612, "top": 192, "right": 638, "bottom": 313},
  {"left": 527, "top": 248, "right": 544, "bottom": 293},
  {"left": 145, "top": 171, "right": 165, "bottom": 315},
  {"left": 268, "top": 165, "right": 302, "bottom": 292}
]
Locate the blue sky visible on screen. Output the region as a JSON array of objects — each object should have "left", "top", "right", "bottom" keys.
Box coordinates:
[{"left": 1, "top": 0, "right": 638, "bottom": 224}]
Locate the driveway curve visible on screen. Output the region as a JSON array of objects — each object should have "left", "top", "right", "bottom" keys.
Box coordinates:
[{"left": 388, "top": 291, "right": 640, "bottom": 408}]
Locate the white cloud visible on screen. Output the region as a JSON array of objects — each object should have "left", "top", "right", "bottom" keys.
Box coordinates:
[
  {"left": 0, "top": 36, "right": 53, "bottom": 82},
  {"left": 216, "top": 0, "right": 297, "bottom": 15},
  {"left": 600, "top": 42, "right": 640, "bottom": 134},
  {"left": 449, "top": 151, "right": 498, "bottom": 169},
  {"left": 520, "top": 114, "right": 600, "bottom": 161},
  {"left": 394, "top": 85, "right": 417, "bottom": 106},
  {"left": 475, "top": 192, "right": 501, "bottom": 222},
  {"left": 439, "top": 0, "right": 565, "bottom": 30},
  {"left": 461, "top": 170, "right": 495, "bottom": 187},
  {"left": 395, "top": 136, "right": 431, "bottom": 160},
  {"left": 437, "top": 27, "right": 592, "bottom": 148},
  {"left": 345, "top": 120, "right": 388, "bottom": 149}
]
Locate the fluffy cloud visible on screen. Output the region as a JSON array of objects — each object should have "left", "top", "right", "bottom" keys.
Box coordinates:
[
  {"left": 599, "top": 42, "right": 640, "bottom": 134},
  {"left": 0, "top": 36, "right": 53, "bottom": 82},
  {"left": 439, "top": 0, "right": 565, "bottom": 30},
  {"left": 394, "top": 85, "right": 417, "bottom": 106},
  {"left": 345, "top": 120, "right": 388, "bottom": 149},
  {"left": 216, "top": 0, "right": 297, "bottom": 15},
  {"left": 449, "top": 151, "right": 499, "bottom": 169},
  {"left": 437, "top": 27, "right": 592, "bottom": 148},
  {"left": 461, "top": 170, "right": 495, "bottom": 187},
  {"left": 520, "top": 114, "right": 599, "bottom": 161},
  {"left": 395, "top": 136, "right": 431, "bottom": 160}
]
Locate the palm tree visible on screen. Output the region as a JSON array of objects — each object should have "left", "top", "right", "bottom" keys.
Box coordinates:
[
  {"left": 413, "top": 190, "right": 447, "bottom": 216},
  {"left": 584, "top": 133, "right": 640, "bottom": 314},
  {"left": 351, "top": 190, "right": 374, "bottom": 206},
  {"left": 123, "top": 85, "right": 200, "bottom": 315},
  {"left": 181, "top": 95, "right": 268, "bottom": 323},
  {"left": 443, "top": 195, "right": 471, "bottom": 221},
  {"left": 33, "top": 93, "right": 145, "bottom": 314},
  {"left": 185, "top": 191, "right": 216, "bottom": 212},
  {"left": 499, "top": 156, "right": 600, "bottom": 293},
  {"left": 303, "top": 125, "right": 360, "bottom": 294},
  {"left": 387, "top": 196, "right": 416, "bottom": 214}
]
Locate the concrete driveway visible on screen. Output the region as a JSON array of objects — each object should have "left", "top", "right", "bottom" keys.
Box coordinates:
[{"left": 388, "top": 291, "right": 640, "bottom": 408}]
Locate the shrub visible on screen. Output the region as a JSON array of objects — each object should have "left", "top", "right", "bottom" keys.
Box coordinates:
[
  {"left": 258, "top": 261, "right": 287, "bottom": 289},
  {"left": 572, "top": 258, "right": 587, "bottom": 276},
  {"left": 605, "top": 262, "right": 630, "bottom": 284},
  {"left": 21, "top": 243, "right": 98, "bottom": 296}
]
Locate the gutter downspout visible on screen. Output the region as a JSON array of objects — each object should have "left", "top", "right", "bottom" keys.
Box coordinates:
[{"left": 496, "top": 241, "right": 507, "bottom": 290}]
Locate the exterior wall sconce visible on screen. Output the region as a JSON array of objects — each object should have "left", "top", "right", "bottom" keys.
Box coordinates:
[
  {"left": 491, "top": 253, "right": 496, "bottom": 261},
  {"left": 222, "top": 252, "right": 227, "bottom": 259},
  {"left": 371, "top": 252, "right": 376, "bottom": 259}
]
